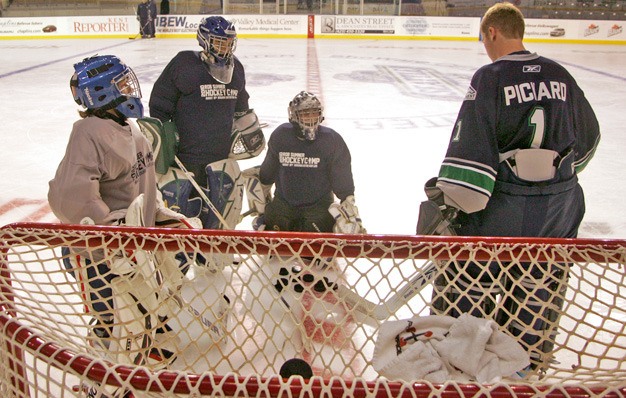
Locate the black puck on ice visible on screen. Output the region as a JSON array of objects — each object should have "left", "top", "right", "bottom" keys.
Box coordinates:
[{"left": 279, "top": 358, "right": 313, "bottom": 379}]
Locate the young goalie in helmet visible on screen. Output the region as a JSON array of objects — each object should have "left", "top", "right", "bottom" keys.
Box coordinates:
[
  {"left": 48, "top": 55, "right": 195, "bottom": 370},
  {"left": 149, "top": 16, "right": 264, "bottom": 230},
  {"left": 255, "top": 91, "right": 365, "bottom": 235}
]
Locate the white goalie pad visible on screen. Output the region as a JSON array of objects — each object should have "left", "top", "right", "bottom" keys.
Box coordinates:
[
  {"left": 205, "top": 158, "right": 244, "bottom": 230},
  {"left": 241, "top": 166, "right": 272, "bottom": 216},
  {"left": 230, "top": 109, "right": 266, "bottom": 160},
  {"left": 104, "top": 194, "right": 167, "bottom": 366},
  {"left": 157, "top": 167, "right": 205, "bottom": 220},
  {"left": 108, "top": 269, "right": 162, "bottom": 367}
]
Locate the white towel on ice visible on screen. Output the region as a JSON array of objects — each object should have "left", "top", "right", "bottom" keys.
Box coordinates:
[{"left": 373, "top": 314, "right": 530, "bottom": 383}]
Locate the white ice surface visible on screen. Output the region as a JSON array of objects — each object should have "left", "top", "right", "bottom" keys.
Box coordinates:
[{"left": 0, "top": 38, "right": 625, "bottom": 237}]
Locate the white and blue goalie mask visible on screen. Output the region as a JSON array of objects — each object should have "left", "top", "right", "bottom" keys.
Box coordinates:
[
  {"left": 70, "top": 55, "right": 144, "bottom": 119},
  {"left": 197, "top": 16, "right": 237, "bottom": 84}
]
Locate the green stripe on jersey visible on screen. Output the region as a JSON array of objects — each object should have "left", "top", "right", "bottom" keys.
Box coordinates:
[{"left": 438, "top": 164, "right": 495, "bottom": 194}]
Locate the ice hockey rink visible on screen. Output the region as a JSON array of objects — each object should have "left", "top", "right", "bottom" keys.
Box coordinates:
[
  {"left": 0, "top": 37, "right": 625, "bottom": 238},
  {"left": 1, "top": 36, "right": 626, "bottom": 396}
]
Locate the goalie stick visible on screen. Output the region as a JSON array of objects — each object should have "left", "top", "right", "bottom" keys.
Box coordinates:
[
  {"left": 334, "top": 261, "right": 438, "bottom": 320},
  {"left": 243, "top": 253, "right": 437, "bottom": 322},
  {"left": 173, "top": 156, "right": 232, "bottom": 230}
]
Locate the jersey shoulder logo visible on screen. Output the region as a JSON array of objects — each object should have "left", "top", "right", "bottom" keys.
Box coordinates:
[
  {"left": 464, "top": 85, "right": 477, "bottom": 101},
  {"left": 523, "top": 65, "right": 541, "bottom": 73}
]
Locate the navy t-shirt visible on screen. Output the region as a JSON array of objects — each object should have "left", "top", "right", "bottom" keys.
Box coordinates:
[
  {"left": 260, "top": 123, "right": 355, "bottom": 207},
  {"left": 149, "top": 51, "right": 250, "bottom": 166}
]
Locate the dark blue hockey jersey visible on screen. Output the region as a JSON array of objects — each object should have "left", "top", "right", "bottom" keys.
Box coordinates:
[
  {"left": 438, "top": 51, "right": 600, "bottom": 214},
  {"left": 259, "top": 123, "right": 355, "bottom": 207},
  {"left": 149, "top": 51, "right": 250, "bottom": 166}
]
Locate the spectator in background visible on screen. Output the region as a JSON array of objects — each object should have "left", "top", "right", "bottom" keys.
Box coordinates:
[
  {"left": 137, "top": 0, "right": 157, "bottom": 38},
  {"left": 160, "top": 0, "right": 170, "bottom": 14}
]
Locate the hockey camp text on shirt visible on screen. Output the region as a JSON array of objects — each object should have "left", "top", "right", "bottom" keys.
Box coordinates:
[
  {"left": 200, "top": 84, "right": 239, "bottom": 101},
  {"left": 279, "top": 152, "right": 321, "bottom": 168}
]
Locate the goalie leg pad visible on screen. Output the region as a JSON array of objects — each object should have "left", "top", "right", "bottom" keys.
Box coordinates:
[
  {"left": 62, "top": 247, "right": 116, "bottom": 317},
  {"left": 108, "top": 270, "right": 166, "bottom": 366},
  {"left": 205, "top": 159, "right": 243, "bottom": 230},
  {"left": 430, "top": 261, "right": 500, "bottom": 318},
  {"left": 496, "top": 263, "right": 568, "bottom": 370},
  {"left": 157, "top": 167, "right": 206, "bottom": 221},
  {"left": 242, "top": 166, "right": 272, "bottom": 216}
]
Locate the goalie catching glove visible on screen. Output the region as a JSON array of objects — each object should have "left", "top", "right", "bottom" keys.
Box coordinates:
[
  {"left": 415, "top": 177, "right": 458, "bottom": 236},
  {"left": 328, "top": 195, "right": 366, "bottom": 234}
]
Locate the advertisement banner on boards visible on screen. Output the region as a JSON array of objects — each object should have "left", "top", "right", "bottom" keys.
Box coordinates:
[
  {"left": 154, "top": 14, "right": 307, "bottom": 36},
  {"left": 0, "top": 16, "right": 137, "bottom": 37}
]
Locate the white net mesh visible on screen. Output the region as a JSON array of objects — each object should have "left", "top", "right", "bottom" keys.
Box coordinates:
[{"left": 0, "top": 223, "right": 625, "bottom": 397}]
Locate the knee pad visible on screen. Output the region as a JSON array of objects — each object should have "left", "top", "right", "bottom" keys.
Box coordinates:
[
  {"left": 157, "top": 167, "right": 206, "bottom": 221},
  {"left": 430, "top": 261, "right": 500, "bottom": 318},
  {"left": 204, "top": 159, "right": 243, "bottom": 230},
  {"left": 497, "top": 264, "right": 568, "bottom": 369}
]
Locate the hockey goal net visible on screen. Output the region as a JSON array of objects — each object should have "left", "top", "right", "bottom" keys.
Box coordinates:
[{"left": 0, "top": 222, "right": 625, "bottom": 397}]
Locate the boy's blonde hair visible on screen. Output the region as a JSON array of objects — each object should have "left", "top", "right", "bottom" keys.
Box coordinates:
[{"left": 480, "top": 2, "right": 525, "bottom": 39}]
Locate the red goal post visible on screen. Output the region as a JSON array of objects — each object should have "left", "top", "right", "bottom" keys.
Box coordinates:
[{"left": 0, "top": 222, "right": 625, "bottom": 397}]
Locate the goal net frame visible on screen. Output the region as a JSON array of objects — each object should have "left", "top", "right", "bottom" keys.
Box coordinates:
[{"left": 0, "top": 222, "right": 625, "bottom": 397}]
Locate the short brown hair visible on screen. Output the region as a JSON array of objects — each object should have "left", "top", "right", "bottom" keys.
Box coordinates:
[{"left": 480, "top": 2, "right": 525, "bottom": 39}]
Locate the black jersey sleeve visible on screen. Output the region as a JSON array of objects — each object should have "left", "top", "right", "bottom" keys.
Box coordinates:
[
  {"left": 149, "top": 54, "right": 183, "bottom": 122},
  {"left": 329, "top": 133, "right": 355, "bottom": 201},
  {"left": 437, "top": 66, "right": 500, "bottom": 213},
  {"left": 570, "top": 81, "right": 601, "bottom": 173}
]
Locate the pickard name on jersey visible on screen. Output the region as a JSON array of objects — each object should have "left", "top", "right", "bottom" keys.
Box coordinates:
[
  {"left": 279, "top": 151, "right": 321, "bottom": 168},
  {"left": 200, "top": 84, "right": 239, "bottom": 100},
  {"left": 437, "top": 51, "right": 601, "bottom": 215},
  {"left": 503, "top": 80, "right": 567, "bottom": 106}
]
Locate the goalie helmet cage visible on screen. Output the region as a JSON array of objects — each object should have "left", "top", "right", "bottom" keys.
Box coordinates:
[{"left": 0, "top": 222, "right": 625, "bottom": 398}]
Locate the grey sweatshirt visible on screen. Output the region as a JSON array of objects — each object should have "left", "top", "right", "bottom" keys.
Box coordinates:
[{"left": 48, "top": 116, "right": 157, "bottom": 226}]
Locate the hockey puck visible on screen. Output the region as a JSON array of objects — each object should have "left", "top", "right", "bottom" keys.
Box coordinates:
[{"left": 279, "top": 358, "right": 313, "bottom": 379}]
